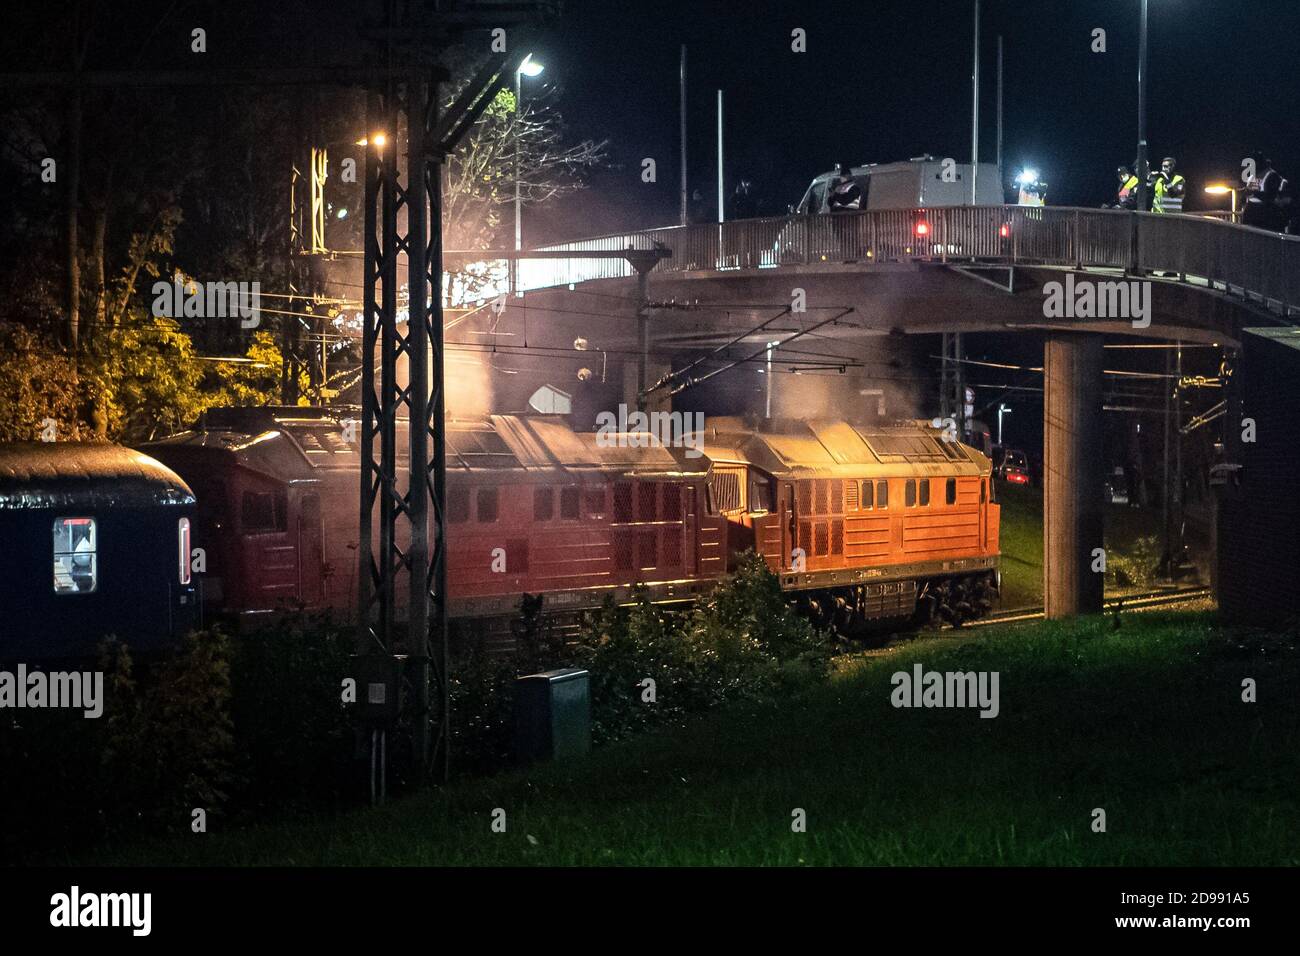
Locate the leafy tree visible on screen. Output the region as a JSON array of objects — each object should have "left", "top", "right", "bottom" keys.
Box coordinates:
[{"left": 0, "top": 325, "right": 85, "bottom": 442}]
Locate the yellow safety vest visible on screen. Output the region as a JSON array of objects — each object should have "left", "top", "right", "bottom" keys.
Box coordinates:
[{"left": 1153, "top": 174, "right": 1185, "bottom": 213}]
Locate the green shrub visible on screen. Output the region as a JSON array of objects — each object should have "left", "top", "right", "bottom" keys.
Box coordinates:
[{"left": 227, "top": 614, "right": 354, "bottom": 811}]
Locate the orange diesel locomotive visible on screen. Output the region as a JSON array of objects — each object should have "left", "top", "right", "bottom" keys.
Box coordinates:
[{"left": 141, "top": 408, "right": 999, "bottom": 642}]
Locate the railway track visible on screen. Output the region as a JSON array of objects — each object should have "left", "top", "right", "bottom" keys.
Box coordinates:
[{"left": 960, "top": 585, "right": 1213, "bottom": 629}]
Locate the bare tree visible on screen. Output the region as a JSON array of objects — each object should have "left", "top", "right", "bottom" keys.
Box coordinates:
[{"left": 442, "top": 80, "right": 607, "bottom": 298}]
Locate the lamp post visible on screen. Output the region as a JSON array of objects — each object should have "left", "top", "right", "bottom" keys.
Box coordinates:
[
  {"left": 514, "top": 54, "right": 544, "bottom": 292},
  {"left": 1205, "top": 184, "right": 1239, "bottom": 223},
  {"left": 997, "top": 403, "right": 1011, "bottom": 445},
  {"left": 1135, "top": 0, "right": 1150, "bottom": 212}
]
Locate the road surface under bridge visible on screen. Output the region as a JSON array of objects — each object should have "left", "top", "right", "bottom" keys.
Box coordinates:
[{"left": 449, "top": 206, "right": 1299, "bottom": 619}]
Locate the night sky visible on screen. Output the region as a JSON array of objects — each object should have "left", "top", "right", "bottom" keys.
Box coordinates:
[{"left": 529, "top": 0, "right": 1300, "bottom": 243}]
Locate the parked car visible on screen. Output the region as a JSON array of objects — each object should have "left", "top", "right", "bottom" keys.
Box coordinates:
[{"left": 992, "top": 446, "right": 1030, "bottom": 486}]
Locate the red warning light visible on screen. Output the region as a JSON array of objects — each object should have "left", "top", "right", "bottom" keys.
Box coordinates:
[
  {"left": 915, "top": 222, "right": 930, "bottom": 237},
  {"left": 1000, "top": 223, "right": 1010, "bottom": 237}
]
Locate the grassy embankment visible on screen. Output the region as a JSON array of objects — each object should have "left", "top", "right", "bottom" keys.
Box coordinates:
[
  {"left": 996, "top": 481, "right": 1167, "bottom": 610},
  {"left": 74, "top": 611, "right": 1299, "bottom": 866}
]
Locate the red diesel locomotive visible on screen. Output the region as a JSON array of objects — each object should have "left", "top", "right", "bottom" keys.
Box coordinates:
[{"left": 141, "top": 407, "right": 1000, "bottom": 641}]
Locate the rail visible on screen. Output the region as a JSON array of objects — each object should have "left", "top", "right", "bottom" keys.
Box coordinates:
[{"left": 465, "top": 207, "right": 1300, "bottom": 319}]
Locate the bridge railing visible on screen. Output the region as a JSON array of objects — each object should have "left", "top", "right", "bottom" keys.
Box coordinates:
[{"left": 516, "top": 206, "right": 1299, "bottom": 317}]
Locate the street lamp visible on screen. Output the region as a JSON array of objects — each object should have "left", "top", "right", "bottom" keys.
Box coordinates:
[
  {"left": 997, "top": 403, "right": 1011, "bottom": 445},
  {"left": 513, "top": 55, "right": 544, "bottom": 295},
  {"left": 1205, "top": 184, "right": 1239, "bottom": 223},
  {"left": 1135, "top": 0, "right": 1150, "bottom": 211},
  {"left": 515, "top": 55, "right": 544, "bottom": 254}
]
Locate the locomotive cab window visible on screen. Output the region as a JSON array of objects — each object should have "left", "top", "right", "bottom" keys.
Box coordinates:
[
  {"left": 861, "top": 480, "right": 874, "bottom": 509},
  {"left": 748, "top": 474, "right": 772, "bottom": 514},
  {"left": 946, "top": 478, "right": 957, "bottom": 505},
  {"left": 241, "top": 491, "right": 287, "bottom": 533},
  {"left": 905, "top": 479, "right": 917, "bottom": 508},
  {"left": 876, "top": 480, "right": 889, "bottom": 509},
  {"left": 919, "top": 479, "right": 930, "bottom": 506},
  {"left": 53, "top": 517, "right": 97, "bottom": 594}
]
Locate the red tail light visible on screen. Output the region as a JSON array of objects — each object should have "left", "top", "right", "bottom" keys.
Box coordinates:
[
  {"left": 1000, "top": 223, "right": 1010, "bottom": 237},
  {"left": 915, "top": 222, "right": 930, "bottom": 237},
  {"left": 1007, "top": 471, "right": 1029, "bottom": 485}
]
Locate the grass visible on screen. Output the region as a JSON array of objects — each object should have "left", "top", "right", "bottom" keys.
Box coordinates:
[
  {"left": 69, "top": 611, "right": 1300, "bottom": 866},
  {"left": 995, "top": 481, "right": 1169, "bottom": 609},
  {"left": 995, "top": 481, "right": 1044, "bottom": 608}
]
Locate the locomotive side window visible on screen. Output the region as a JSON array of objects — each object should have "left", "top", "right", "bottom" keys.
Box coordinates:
[
  {"left": 876, "top": 480, "right": 889, "bottom": 509},
  {"left": 477, "top": 488, "right": 499, "bottom": 523},
  {"left": 53, "top": 517, "right": 97, "bottom": 594},
  {"left": 448, "top": 486, "right": 470, "bottom": 524},
  {"left": 748, "top": 475, "right": 771, "bottom": 513},
  {"left": 534, "top": 487, "right": 554, "bottom": 521},
  {"left": 241, "top": 491, "right": 286, "bottom": 533},
  {"left": 919, "top": 479, "right": 931, "bottom": 506},
  {"left": 905, "top": 479, "right": 917, "bottom": 507},
  {"left": 561, "top": 487, "right": 580, "bottom": 520},
  {"left": 946, "top": 478, "right": 957, "bottom": 505},
  {"left": 861, "top": 480, "right": 874, "bottom": 509}
]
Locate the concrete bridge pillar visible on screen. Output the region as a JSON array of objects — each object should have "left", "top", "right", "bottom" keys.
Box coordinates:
[{"left": 1043, "top": 333, "right": 1105, "bottom": 618}]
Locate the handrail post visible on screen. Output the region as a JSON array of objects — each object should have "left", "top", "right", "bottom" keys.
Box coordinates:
[
  {"left": 1129, "top": 211, "right": 1140, "bottom": 275},
  {"left": 1074, "top": 208, "right": 1082, "bottom": 269}
]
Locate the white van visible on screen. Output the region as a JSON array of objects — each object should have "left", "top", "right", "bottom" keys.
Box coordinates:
[
  {"left": 774, "top": 156, "right": 1006, "bottom": 264},
  {"left": 794, "top": 156, "right": 1005, "bottom": 213}
]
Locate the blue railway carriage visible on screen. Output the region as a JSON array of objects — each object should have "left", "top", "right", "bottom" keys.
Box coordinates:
[{"left": 0, "top": 443, "right": 199, "bottom": 661}]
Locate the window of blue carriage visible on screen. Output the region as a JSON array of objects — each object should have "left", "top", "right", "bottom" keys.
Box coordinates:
[{"left": 53, "top": 517, "right": 97, "bottom": 594}]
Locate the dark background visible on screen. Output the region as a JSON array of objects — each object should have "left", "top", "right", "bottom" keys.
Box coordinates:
[{"left": 528, "top": 0, "right": 1299, "bottom": 242}]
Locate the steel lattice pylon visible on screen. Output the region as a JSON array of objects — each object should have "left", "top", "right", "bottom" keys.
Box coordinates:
[
  {"left": 357, "top": 70, "right": 447, "bottom": 781},
  {"left": 356, "top": 4, "right": 547, "bottom": 784}
]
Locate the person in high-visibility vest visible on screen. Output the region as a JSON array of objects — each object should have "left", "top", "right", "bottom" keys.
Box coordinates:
[
  {"left": 1110, "top": 165, "right": 1140, "bottom": 209},
  {"left": 1149, "top": 157, "right": 1187, "bottom": 213}
]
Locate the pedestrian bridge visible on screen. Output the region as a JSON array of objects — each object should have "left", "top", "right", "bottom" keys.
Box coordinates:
[
  {"left": 483, "top": 206, "right": 1300, "bottom": 327},
  {"left": 451, "top": 207, "right": 1298, "bottom": 622}
]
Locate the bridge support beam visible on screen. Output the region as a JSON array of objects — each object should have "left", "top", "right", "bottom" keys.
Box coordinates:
[{"left": 1043, "top": 333, "right": 1105, "bottom": 618}]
